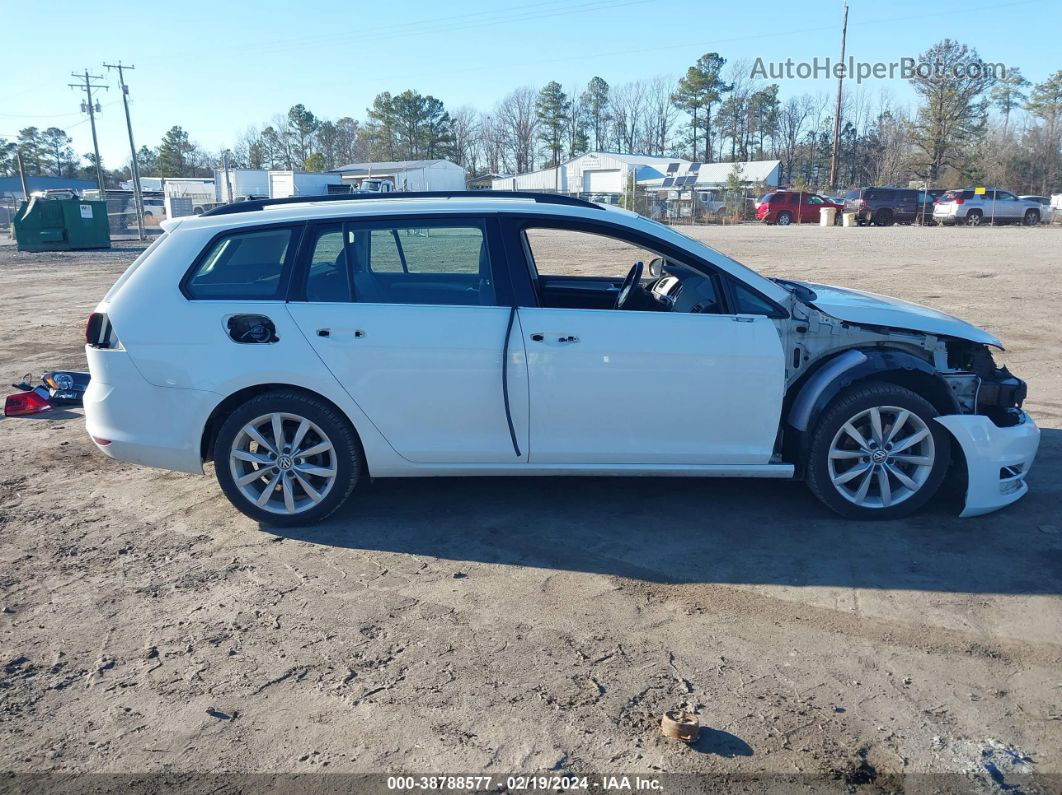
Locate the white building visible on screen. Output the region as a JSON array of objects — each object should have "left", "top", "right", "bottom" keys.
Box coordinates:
[
  {"left": 215, "top": 168, "right": 271, "bottom": 203},
  {"left": 267, "top": 170, "right": 346, "bottom": 199},
  {"left": 492, "top": 152, "right": 782, "bottom": 195},
  {"left": 331, "top": 159, "right": 466, "bottom": 192}
]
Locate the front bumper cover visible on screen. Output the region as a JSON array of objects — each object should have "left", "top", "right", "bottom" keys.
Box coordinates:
[{"left": 934, "top": 411, "right": 1039, "bottom": 517}]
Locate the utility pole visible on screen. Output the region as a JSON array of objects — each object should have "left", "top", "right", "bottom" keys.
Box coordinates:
[
  {"left": 104, "top": 61, "right": 145, "bottom": 240},
  {"left": 69, "top": 70, "right": 108, "bottom": 195},
  {"left": 16, "top": 151, "right": 30, "bottom": 201},
  {"left": 828, "top": 0, "right": 849, "bottom": 191}
]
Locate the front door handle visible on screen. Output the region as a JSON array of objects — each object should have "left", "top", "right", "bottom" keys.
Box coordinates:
[{"left": 530, "top": 333, "right": 544, "bottom": 342}]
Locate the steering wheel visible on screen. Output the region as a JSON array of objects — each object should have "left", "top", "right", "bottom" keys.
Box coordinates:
[{"left": 614, "top": 260, "right": 644, "bottom": 310}]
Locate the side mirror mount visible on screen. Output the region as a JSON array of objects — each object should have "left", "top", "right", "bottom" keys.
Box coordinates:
[{"left": 647, "top": 257, "right": 665, "bottom": 277}]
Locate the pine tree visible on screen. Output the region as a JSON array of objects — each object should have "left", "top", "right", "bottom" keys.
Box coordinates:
[
  {"left": 536, "top": 81, "right": 569, "bottom": 168},
  {"left": 156, "top": 126, "right": 194, "bottom": 177},
  {"left": 672, "top": 53, "right": 729, "bottom": 162},
  {"left": 582, "top": 77, "right": 610, "bottom": 151}
]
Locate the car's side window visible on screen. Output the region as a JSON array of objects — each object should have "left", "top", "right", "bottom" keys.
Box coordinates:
[
  {"left": 185, "top": 226, "right": 294, "bottom": 300},
  {"left": 732, "top": 282, "right": 779, "bottom": 315},
  {"left": 346, "top": 220, "right": 495, "bottom": 306},
  {"left": 807, "top": 195, "right": 825, "bottom": 205},
  {"left": 522, "top": 227, "right": 660, "bottom": 279},
  {"left": 305, "top": 225, "right": 351, "bottom": 303}
]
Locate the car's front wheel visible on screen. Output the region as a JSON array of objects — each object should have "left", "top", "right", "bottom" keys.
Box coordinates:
[
  {"left": 1023, "top": 209, "right": 1040, "bottom": 225},
  {"left": 806, "top": 382, "right": 951, "bottom": 520},
  {"left": 213, "top": 390, "right": 362, "bottom": 526}
]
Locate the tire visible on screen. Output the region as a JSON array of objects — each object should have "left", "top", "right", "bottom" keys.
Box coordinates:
[
  {"left": 805, "top": 382, "right": 951, "bottom": 520},
  {"left": 213, "top": 389, "right": 362, "bottom": 526},
  {"left": 1023, "top": 209, "right": 1040, "bottom": 225},
  {"left": 872, "top": 209, "right": 893, "bottom": 226},
  {"left": 966, "top": 210, "right": 983, "bottom": 226},
  {"left": 776, "top": 211, "right": 793, "bottom": 226}
]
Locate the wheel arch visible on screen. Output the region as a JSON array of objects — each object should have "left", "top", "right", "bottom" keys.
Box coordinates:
[
  {"left": 783, "top": 347, "right": 959, "bottom": 473},
  {"left": 200, "top": 383, "right": 358, "bottom": 462}
]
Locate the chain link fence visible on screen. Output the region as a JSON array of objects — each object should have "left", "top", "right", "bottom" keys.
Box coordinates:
[{"left": 534, "top": 187, "right": 762, "bottom": 226}]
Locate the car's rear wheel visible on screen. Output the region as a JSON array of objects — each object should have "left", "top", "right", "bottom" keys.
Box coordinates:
[
  {"left": 1023, "top": 209, "right": 1040, "bottom": 225},
  {"left": 806, "top": 382, "right": 951, "bottom": 520},
  {"left": 776, "top": 211, "right": 793, "bottom": 226},
  {"left": 966, "top": 210, "right": 983, "bottom": 226},
  {"left": 213, "top": 390, "right": 361, "bottom": 526}
]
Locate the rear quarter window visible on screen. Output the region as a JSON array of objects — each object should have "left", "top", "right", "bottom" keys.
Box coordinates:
[{"left": 184, "top": 226, "right": 296, "bottom": 300}]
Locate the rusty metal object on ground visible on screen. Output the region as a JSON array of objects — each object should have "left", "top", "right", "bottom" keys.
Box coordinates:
[{"left": 660, "top": 709, "right": 700, "bottom": 742}]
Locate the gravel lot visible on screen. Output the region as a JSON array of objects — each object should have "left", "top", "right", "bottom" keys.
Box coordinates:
[{"left": 1, "top": 223, "right": 1060, "bottom": 790}]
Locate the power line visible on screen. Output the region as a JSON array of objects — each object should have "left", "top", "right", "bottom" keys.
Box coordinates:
[
  {"left": 829, "top": 0, "right": 849, "bottom": 190},
  {"left": 105, "top": 61, "right": 145, "bottom": 240},
  {"left": 68, "top": 70, "right": 108, "bottom": 193}
]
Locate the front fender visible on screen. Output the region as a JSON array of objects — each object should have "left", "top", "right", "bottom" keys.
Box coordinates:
[{"left": 787, "top": 347, "right": 958, "bottom": 432}]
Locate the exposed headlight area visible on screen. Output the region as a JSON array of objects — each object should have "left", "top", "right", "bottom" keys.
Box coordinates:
[{"left": 943, "top": 340, "right": 1028, "bottom": 424}]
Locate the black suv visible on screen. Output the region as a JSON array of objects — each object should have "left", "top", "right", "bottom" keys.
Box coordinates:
[{"left": 844, "top": 187, "right": 941, "bottom": 225}]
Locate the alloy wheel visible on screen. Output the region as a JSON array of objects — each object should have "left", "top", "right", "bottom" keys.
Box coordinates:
[
  {"left": 827, "top": 405, "right": 935, "bottom": 510},
  {"left": 229, "top": 412, "right": 338, "bottom": 515}
]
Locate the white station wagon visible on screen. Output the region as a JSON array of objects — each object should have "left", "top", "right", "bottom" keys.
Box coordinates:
[{"left": 85, "top": 192, "right": 1039, "bottom": 526}]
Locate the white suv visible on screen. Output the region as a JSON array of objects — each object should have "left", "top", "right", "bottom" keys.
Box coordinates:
[
  {"left": 933, "top": 188, "right": 1043, "bottom": 225},
  {"left": 85, "top": 192, "right": 1039, "bottom": 526}
]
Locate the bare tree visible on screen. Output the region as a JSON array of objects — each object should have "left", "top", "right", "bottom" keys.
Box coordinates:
[
  {"left": 478, "top": 112, "right": 507, "bottom": 175},
  {"left": 645, "top": 75, "right": 678, "bottom": 155},
  {"left": 451, "top": 105, "right": 481, "bottom": 174},
  {"left": 777, "top": 95, "right": 813, "bottom": 184},
  {"left": 496, "top": 87, "right": 539, "bottom": 173},
  {"left": 610, "top": 81, "right": 648, "bottom": 154}
]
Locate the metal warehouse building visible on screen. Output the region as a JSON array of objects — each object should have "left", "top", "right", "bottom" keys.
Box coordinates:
[
  {"left": 331, "top": 159, "right": 466, "bottom": 192},
  {"left": 492, "top": 152, "right": 781, "bottom": 194}
]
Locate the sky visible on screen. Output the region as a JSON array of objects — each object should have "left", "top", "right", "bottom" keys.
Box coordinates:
[{"left": 1, "top": 0, "right": 1059, "bottom": 169}]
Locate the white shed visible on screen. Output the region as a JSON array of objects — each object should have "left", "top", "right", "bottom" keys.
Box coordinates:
[
  {"left": 331, "top": 159, "right": 466, "bottom": 192},
  {"left": 267, "top": 170, "right": 346, "bottom": 198},
  {"left": 215, "top": 168, "right": 270, "bottom": 202}
]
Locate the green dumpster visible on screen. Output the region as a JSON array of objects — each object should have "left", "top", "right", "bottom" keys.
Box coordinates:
[{"left": 13, "top": 197, "right": 111, "bottom": 252}]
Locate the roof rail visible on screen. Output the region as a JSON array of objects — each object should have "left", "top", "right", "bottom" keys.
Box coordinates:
[{"left": 200, "top": 190, "right": 604, "bottom": 217}]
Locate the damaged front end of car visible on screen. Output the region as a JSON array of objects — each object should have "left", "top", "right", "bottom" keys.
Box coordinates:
[{"left": 775, "top": 283, "right": 1038, "bottom": 517}]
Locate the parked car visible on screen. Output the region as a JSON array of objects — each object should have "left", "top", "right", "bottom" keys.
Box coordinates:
[
  {"left": 933, "top": 189, "right": 1043, "bottom": 225},
  {"left": 84, "top": 191, "right": 1038, "bottom": 525},
  {"left": 142, "top": 197, "right": 166, "bottom": 220},
  {"left": 756, "top": 191, "right": 843, "bottom": 225},
  {"left": 843, "top": 187, "right": 925, "bottom": 225},
  {"left": 1018, "top": 195, "right": 1055, "bottom": 223}
]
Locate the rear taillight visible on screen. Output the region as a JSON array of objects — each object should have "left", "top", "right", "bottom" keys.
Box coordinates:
[
  {"left": 5, "top": 391, "right": 53, "bottom": 417},
  {"left": 953, "top": 197, "right": 964, "bottom": 205},
  {"left": 858, "top": 199, "right": 866, "bottom": 209},
  {"left": 86, "top": 312, "right": 111, "bottom": 348}
]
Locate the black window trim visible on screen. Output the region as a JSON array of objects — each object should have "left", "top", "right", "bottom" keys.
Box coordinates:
[
  {"left": 498, "top": 213, "right": 788, "bottom": 319},
  {"left": 179, "top": 221, "right": 306, "bottom": 302},
  {"left": 287, "top": 213, "right": 514, "bottom": 307}
]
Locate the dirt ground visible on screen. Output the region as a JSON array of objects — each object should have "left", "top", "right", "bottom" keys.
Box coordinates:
[{"left": 1, "top": 223, "right": 1060, "bottom": 791}]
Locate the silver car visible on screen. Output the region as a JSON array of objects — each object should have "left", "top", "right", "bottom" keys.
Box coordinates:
[
  {"left": 1019, "top": 195, "right": 1056, "bottom": 224},
  {"left": 933, "top": 188, "right": 1043, "bottom": 226}
]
